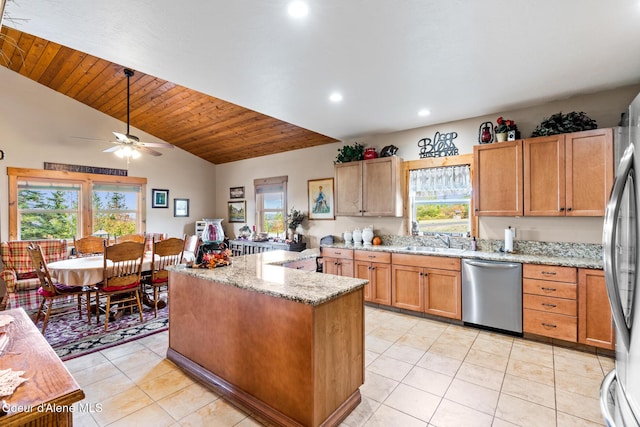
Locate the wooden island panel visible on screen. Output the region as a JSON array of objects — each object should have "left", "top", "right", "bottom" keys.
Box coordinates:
[{"left": 167, "top": 270, "right": 364, "bottom": 427}]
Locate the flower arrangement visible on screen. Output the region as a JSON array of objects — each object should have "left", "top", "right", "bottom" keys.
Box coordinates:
[
  {"left": 286, "top": 208, "right": 306, "bottom": 230},
  {"left": 199, "top": 248, "right": 232, "bottom": 268},
  {"left": 494, "top": 117, "right": 518, "bottom": 134}
]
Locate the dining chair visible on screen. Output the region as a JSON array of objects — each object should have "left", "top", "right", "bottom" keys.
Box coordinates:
[
  {"left": 144, "top": 236, "right": 185, "bottom": 317},
  {"left": 26, "top": 243, "right": 92, "bottom": 333},
  {"left": 97, "top": 240, "right": 145, "bottom": 331},
  {"left": 74, "top": 236, "right": 107, "bottom": 257},
  {"left": 115, "top": 234, "right": 146, "bottom": 244}
]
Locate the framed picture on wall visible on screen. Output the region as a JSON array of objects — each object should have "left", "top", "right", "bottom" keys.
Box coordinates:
[
  {"left": 228, "top": 201, "right": 246, "bottom": 223},
  {"left": 230, "top": 186, "right": 245, "bottom": 199},
  {"left": 174, "top": 198, "right": 189, "bottom": 217},
  {"left": 308, "top": 178, "right": 335, "bottom": 220},
  {"left": 152, "top": 189, "right": 169, "bottom": 208}
]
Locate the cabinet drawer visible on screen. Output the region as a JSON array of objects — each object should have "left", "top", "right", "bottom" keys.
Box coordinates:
[
  {"left": 392, "top": 253, "right": 460, "bottom": 271},
  {"left": 523, "top": 278, "right": 577, "bottom": 299},
  {"left": 523, "top": 309, "right": 577, "bottom": 341},
  {"left": 354, "top": 250, "right": 391, "bottom": 263},
  {"left": 321, "top": 247, "right": 354, "bottom": 260},
  {"left": 523, "top": 294, "right": 576, "bottom": 316},
  {"left": 523, "top": 264, "right": 576, "bottom": 283}
]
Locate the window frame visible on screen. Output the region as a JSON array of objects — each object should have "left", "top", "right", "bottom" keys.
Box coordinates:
[
  {"left": 402, "top": 154, "right": 477, "bottom": 237},
  {"left": 254, "top": 175, "right": 288, "bottom": 237},
  {"left": 8, "top": 167, "right": 147, "bottom": 241}
]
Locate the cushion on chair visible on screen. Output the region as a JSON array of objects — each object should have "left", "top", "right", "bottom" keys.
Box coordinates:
[
  {"left": 54, "top": 283, "right": 84, "bottom": 294},
  {"left": 151, "top": 277, "right": 169, "bottom": 284},
  {"left": 37, "top": 287, "right": 56, "bottom": 297},
  {"left": 101, "top": 281, "right": 140, "bottom": 292}
]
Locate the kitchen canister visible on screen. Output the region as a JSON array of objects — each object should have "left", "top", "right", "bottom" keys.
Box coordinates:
[
  {"left": 504, "top": 226, "right": 514, "bottom": 253},
  {"left": 352, "top": 228, "right": 362, "bottom": 245},
  {"left": 343, "top": 230, "right": 353, "bottom": 244},
  {"left": 362, "top": 225, "right": 374, "bottom": 245}
]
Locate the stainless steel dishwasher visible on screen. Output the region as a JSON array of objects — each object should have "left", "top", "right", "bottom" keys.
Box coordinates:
[{"left": 462, "top": 259, "right": 523, "bottom": 334}]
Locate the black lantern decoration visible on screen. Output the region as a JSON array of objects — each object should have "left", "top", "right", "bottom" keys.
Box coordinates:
[{"left": 478, "top": 121, "right": 494, "bottom": 144}]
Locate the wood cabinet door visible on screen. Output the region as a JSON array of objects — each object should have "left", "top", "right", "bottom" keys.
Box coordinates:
[
  {"left": 335, "top": 161, "right": 363, "bottom": 216},
  {"left": 424, "top": 269, "right": 462, "bottom": 320},
  {"left": 391, "top": 264, "right": 423, "bottom": 312},
  {"left": 578, "top": 268, "right": 615, "bottom": 349},
  {"left": 339, "top": 258, "right": 354, "bottom": 278},
  {"left": 363, "top": 157, "right": 402, "bottom": 217},
  {"left": 565, "top": 128, "right": 614, "bottom": 216},
  {"left": 355, "top": 261, "right": 373, "bottom": 301},
  {"left": 323, "top": 257, "right": 340, "bottom": 276},
  {"left": 371, "top": 262, "right": 392, "bottom": 305},
  {"left": 473, "top": 141, "right": 523, "bottom": 216},
  {"left": 524, "top": 135, "right": 565, "bottom": 216}
]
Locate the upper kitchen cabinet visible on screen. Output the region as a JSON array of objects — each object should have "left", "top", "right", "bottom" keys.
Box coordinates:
[
  {"left": 335, "top": 156, "right": 403, "bottom": 217},
  {"left": 524, "top": 128, "right": 614, "bottom": 216},
  {"left": 473, "top": 141, "right": 523, "bottom": 216}
]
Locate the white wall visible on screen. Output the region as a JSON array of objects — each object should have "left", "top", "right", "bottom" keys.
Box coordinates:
[
  {"left": 216, "top": 84, "right": 640, "bottom": 247},
  {"left": 0, "top": 67, "right": 217, "bottom": 240}
]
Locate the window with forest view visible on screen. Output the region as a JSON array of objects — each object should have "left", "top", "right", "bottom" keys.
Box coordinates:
[
  {"left": 254, "top": 176, "right": 288, "bottom": 237},
  {"left": 409, "top": 165, "right": 471, "bottom": 235},
  {"left": 12, "top": 169, "right": 145, "bottom": 241}
]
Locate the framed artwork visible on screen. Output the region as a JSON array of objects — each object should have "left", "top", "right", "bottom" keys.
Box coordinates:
[
  {"left": 228, "top": 201, "right": 246, "bottom": 223},
  {"left": 152, "top": 189, "right": 169, "bottom": 208},
  {"left": 230, "top": 186, "right": 245, "bottom": 199},
  {"left": 174, "top": 198, "right": 189, "bottom": 217},
  {"left": 308, "top": 178, "right": 335, "bottom": 220}
]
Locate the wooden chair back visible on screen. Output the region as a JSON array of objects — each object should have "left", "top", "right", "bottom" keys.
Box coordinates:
[
  {"left": 116, "top": 234, "right": 146, "bottom": 244},
  {"left": 102, "top": 241, "right": 145, "bottom": 290},
  {"left": 74, "top": 236, "right": 107, "bottom": 257},
  {"left": 151, "top": 237, "right": 185, "bottom": 283},
  {"left": 26, "top": 243, "right": 57, "bottom": 295}
]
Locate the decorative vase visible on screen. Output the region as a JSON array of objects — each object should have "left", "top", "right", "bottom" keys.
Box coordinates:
[
  {"left": 364, "top": 147, "right": 378, "bottom": 160},
  {"left": 362, "top": 226, "right": 374, "bottom": 245},
  {"left": 201, "top": 218, "right": 225, "bottom": 243},
  {"left": 343, "top": 231, "right": 353, "bottom": 244},
  {"left": 352, "top": 228, "right": 362, "bottom": 245},
  {"left": 496, "top": 132, "right": 508, "bottom": 142}
]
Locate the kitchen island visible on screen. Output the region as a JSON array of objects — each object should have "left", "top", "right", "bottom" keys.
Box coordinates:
[{"left": 166, "top": 250, "right": 367, "bottom": 427}]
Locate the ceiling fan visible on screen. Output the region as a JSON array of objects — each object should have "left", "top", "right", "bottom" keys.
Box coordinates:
[{"left": 101, "top": 68, "right": 174, "bottom": 159}]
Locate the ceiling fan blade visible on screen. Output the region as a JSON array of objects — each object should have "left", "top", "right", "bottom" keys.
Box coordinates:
[
  {"left": 138, "top": 141, "right": 174, "bottom": 149},
  {"left": 137, "top": 146, "right": 163, "bottom": 157},
  {"left": 70, "top": 136, "right": 110, "bottom": 142},
  {"left": 103, "top": 146, "right": 121, "bottom": 153},
  {"left": 112, "top": 132, "right": 129, "bottom": 143}
]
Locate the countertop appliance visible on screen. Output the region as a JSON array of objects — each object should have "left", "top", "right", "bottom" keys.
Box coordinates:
[
  {"left": 601, "top": 92, "right": 640, "bottom": 426},
  {"left": 461, "top": 259, "right": 522, "bottom": 334}
]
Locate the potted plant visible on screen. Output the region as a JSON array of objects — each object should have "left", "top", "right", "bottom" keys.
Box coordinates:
[
  {"left": 286, "top": 208, "right": 306, "bottom": 241},
  {"left": 531, "top": 111, "right": 597, "bottom": 137},
  {"left": 494, "top": 117, "right": 518, "bottom": 142},
  {"left": 335, "top": 142, "right": 365, "bottom": 164}
]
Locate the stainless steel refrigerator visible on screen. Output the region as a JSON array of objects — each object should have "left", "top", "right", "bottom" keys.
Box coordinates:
[{"left": 601, "top": 92, "right": 640, "bottom": 426}]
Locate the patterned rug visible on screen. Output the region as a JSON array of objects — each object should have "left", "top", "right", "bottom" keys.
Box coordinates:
[{"left": 31, "top": 302, "right": 169, "bottom": 361}]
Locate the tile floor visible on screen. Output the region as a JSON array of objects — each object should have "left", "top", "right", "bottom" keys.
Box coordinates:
[{"left": 67, "top": 306, "right": 612, "bottom": 426}]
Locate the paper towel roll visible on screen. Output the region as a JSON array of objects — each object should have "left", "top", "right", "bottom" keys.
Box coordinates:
[{"left": 504, "top": 228, "right": 513, "bottom": 253}]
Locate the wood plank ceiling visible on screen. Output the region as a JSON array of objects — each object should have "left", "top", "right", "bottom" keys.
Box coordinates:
[{"left": 0, "top": 27, "right": 339, "bottom": 164}]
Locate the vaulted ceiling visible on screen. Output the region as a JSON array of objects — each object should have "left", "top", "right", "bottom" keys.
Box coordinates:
[
  {"left": 2, "top": 1, "right": 640, "bottom": 165},
  {"left": 0, "top": 27, "right": 338, "bottom": 164}
]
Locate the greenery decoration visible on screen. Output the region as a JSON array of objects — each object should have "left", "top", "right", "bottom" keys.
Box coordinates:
[
  {"left": 286, "top": 208, "right": 306, "bottom": 230},
  {"left": 531, "top": 111, "right": 597, "bottom": 137},
  {"left": 335, "top": 142, "right": 365, "bottom": 164}
]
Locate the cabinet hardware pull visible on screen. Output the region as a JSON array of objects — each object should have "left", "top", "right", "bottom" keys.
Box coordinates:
[
  {"left": 297, "top": 266, "right": 304, "bottom": 269},
  {"left": 559, "top": 207, "right": 565, "bottom": 211},
  {"left": 567, "top": 207, "right": 572, "bottom": 211},
  {"left": 541, "top": 323, "right": 557, "bottom": 328},
  {"left": 541, "top": 303, "right": 557, "bottom": 308},
  {"left": 474, "top": 208, "right": 479, "bottom": 212},
  {"left": 371, "top": 267, "right": 376, "bottom": 271},
  {"left": 540, "top": 286, "right": 557, "bottom": 291},
  {"left": 541, "top": 271, "right": 556, "bottom": 275},
  {"left": 335, "top": 252, "right": 342, "bottom": 255}
]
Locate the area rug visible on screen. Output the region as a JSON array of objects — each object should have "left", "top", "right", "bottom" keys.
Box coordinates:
[{"left": 31, "top": 304, "right": 169, "bottom": 361}]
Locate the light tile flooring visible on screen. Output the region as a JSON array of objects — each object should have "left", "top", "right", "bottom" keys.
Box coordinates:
[{"left": 67, "top": 306, "right": 612, "bottom": 426}]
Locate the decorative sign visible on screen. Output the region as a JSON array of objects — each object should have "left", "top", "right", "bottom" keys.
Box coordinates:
[
  {"left": 44, "top": 162, "right": 128, "bottom": 176},
  {"left": 418, "top": 131, "right": 459, "bottom": 158}
]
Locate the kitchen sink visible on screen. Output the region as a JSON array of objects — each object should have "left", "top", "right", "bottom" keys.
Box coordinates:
[{"left": 402, "top": 246, "right": 465, "bottom": 254}]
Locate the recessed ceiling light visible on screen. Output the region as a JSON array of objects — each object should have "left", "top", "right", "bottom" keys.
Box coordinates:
[
  {"left": 288, "top": 1, "right": 309, "bottom": 18},
  {"left": 418, "top": 109, "right": 431, "bottom": 117},
  {"left": 329, "top": 92, "right": 343, "bottom": 103}
]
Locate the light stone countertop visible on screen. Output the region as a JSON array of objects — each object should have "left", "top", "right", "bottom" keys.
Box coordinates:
[
  {"left": 321, "top": 243, "right": 604, "bottom": 270},
  {"left": 167, "top": 248, "right": 367, "bottom": 306}
]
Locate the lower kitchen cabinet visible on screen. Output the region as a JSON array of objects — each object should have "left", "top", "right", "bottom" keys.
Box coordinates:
[
  {"left": 391, "top": 253, "right": 461, "bottom": 320},
  {"left": 321, "top": 247, "right": 354, "bottom": 277},
  {"left": 578, "top": 268, "right": 615, "bottom": 350},
  {"left": 354, "top": 250, "right": 391, "bottom": 305}
]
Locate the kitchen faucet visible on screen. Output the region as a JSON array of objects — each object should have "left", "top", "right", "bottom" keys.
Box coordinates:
[{"left": 435, "top": 234, "right": 451, "bottom": 248}]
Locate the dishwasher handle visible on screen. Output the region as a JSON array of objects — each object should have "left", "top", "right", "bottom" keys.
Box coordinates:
[{"left": 464, "top": 260, "right": 521, "bottom": 269}]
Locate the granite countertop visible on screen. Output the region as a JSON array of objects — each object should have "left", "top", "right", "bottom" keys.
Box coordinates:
[
  {"left": 321, "top": 243, "right": 604, "bottom": 270},
  {"left": 167, "top": 248, "right": 367, "bottom": 306}
]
